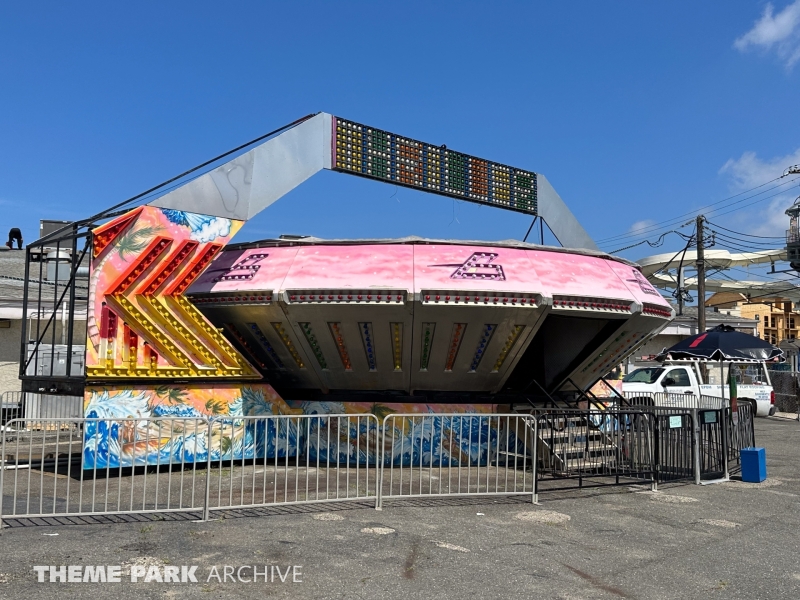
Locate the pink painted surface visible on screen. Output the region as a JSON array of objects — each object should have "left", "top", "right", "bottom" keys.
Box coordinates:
[
  {"left": 526, "top": 250, "right": 635, "bottom": 299},
  {"left": 280, "top": 245, "right": 414, "bottom": 290},
  {"left": 413, "top": 245, "right": 541, "bottom": 293},
  {"left": 604, "top": 259, "right": 672, "bottom": 308},
  {"left": 190, "top": 242, "right": 662, "bottom": 308},
  {"left": 190, "top": 246, "right": 300, "bottom": 293}
]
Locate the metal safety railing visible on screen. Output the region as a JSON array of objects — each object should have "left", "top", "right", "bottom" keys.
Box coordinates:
[
  {"left": 377, "top": 414, "right": 537, "bottom": 507},
  {"left": 0, "top": 391, "right": 23, "bottom": 406},
  {"left": 1, "top": 417, "right": 207, "bottom": 522},
  {"left": 0, "top": 392, "right": 23, "bottom": 425},
  {"left": 0, "top": 391, "right": 83, "bottom": 424},
  {"left": 0, "top": 405, "right": 756, "bottom": 526},
  {"left": 0, "top": 414, "right": 382, "bottom": 526},
  {"left": 623, "top": 391, "right": 727, "bottom": 410},
  {"left": 533, "top": 409, "right": 656, "bottom": 491},
  {"left": 205, "top": 414, "right": 379, "bottom": 516},
  {"left": 649, "top": 407, "right": 696, "bottom": 483}
]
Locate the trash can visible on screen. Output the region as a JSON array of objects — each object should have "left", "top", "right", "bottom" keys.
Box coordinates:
[{"left": 740, "top": 447, "right": 767, "bottom": 483}]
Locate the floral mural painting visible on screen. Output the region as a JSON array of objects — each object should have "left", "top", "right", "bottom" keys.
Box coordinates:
[
  {"left": 83, "top": 384, "right": 299, "bottom": 469},
  {"left": 83, "top": 384, "right": 509, "bottom": 469}
]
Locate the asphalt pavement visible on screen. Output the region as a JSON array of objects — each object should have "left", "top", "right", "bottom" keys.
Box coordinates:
[{"left": 0, "top": 416, "right": 798, "bottom": 599}]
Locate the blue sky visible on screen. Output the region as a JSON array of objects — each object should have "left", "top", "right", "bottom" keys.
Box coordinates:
[{"left": 2, "top": 1, "right": 799, "bottom": 268}]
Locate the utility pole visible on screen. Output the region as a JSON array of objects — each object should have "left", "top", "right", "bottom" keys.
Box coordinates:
[
  {"left": 677, "top": 267, "right": 685, "bottom": 316},
  {"left": 696, "top": 215, "right": 706, "bottom": 333}
]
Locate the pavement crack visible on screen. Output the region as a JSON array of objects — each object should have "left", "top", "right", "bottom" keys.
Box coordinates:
[
  {"left": 403, "top": 540, "right": 421, "bottom": 580},
  {"left": 562, "top": 563, "right": 633, "bottom": 599}
]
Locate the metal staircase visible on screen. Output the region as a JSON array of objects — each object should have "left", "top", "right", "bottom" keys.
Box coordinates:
[
  {"left": 500, "top": 405, "right": 621, "bottom": 475},
  {"left": 534, "top": 413, "right": 619, "bottom": 474}
]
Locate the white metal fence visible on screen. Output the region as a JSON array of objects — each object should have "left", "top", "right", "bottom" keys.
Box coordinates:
[
  {"left": 623, "top": 391, "right": 727, "bottom": 410},
  {"left": 377, "top": 414, "right": 538, "bottom": 506},
  {"left": 0, "top": 391, "right": 83, "bottom": 422},
  {"left": 204, "top": 414, "right": 380, "bottom": 516},
  {"left": 0, "top": 406, "right": 755, "bottom": 526},
  {"left": 0, "top": 414, "right": 381, "bottom": 525}
]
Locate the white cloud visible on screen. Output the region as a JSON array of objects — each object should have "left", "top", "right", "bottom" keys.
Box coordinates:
[
  {"left": 718, "top": 148, "right": 800, "bottom": 236},
  {"left": 628, "top": 219, "right": 656, "bottom": 234},
  {"left": 719, "top": 148, "right": 800, "bottom": 189},
  {"left": 734, "top": 1, "right": 800, "bottom": 68}
]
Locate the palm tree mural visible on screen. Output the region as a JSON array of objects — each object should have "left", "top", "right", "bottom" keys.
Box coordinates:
[
  {"left": 155, "top": 386, "right": 189, "bottom": 406},
  {"left": 87, "top": 223, "right": 164, "bottom": 346},
  {"left": 205, "top": 398, "right": 230, "bottom": 415}
]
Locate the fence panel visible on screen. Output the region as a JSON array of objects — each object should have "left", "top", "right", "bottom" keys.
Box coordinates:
[
  {"left": 205, "top": 414, "right": 379, "bottom": 514},
  {"left": 23, "top": 394, "right": 83, "bottom": 420},
  {"left": 378, "top": 414, "right": 535, "bottom": 506},
  {"left": 768, "top": 370, "right": 798, "bottom": 414},
  {"left": 1, "top": 417, "right": 208, "bottom": 524},
  {"left": 0, "top": 406, "right": 758, "bottom": 524},
  {"left": 650, "top": 408, "right": 695, "bottom": 483},
  {"left": 623, "top": 391, "right": 726, "bottom": 410},
  {"left": 0, "top": 392, "right": 23, "bottom": 425},
  {"left": 534, "top": 409, "right": 656, "bottom": 490},
  {"left": 726, "top": 402, "right": 756, "bottom": 475},
  {"left": 696, "top": 409, "right": 727, "bottom": 479}
]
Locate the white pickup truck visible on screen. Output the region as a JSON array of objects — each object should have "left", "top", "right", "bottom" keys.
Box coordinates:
[{"left": 622, "top": 360, "right": 775, "bottom": 417}]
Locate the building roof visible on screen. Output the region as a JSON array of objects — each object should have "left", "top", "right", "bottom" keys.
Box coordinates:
[
  {"left": 0, "top": 251, "right": 34, "bottom": 303},
  {"left": 673, "top": 305, "right": 757, "bottom": 325},
  {"left": 0, "top": 249, "right": 87, "bottom": 319}
]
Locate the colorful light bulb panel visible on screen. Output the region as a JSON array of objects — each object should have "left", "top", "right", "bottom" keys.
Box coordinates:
[
  {"left": 223, "top": 323, "right": 267, "bottom": 371},
  {"left": 469, "top": 324, "right": 496, "bottom": 373},
  {"left": 333, "top": 118, "right": 538, "bottom": 215},
  {"left": 492, "top": 325, "right": 525, "bottom": 372},
  {"left": 299, "top": 322, "right": 328, "bottom": 369},
  {"left": 246, "top": 322, "right": 285, "bottom": 369},
  {"left": 390, "top": 323, "right": 403, "bottom": 371},
  {"left": 85, "top": 206, "right": 256, "bottom": 381},
  {"left": 328, "top": 322, "right": 352, "bottom": 370},
  {"left": 419, "top": 322, "right": 435, "bottom": 371},
  {"left": 271, "top": 323, "right": 305, "bottom": 368},
  {"left": 359, "top": 322, "right": 377, "bottom": 371},
  {"left": 444, "top": 323, "right": 467, "bottom": 372}
]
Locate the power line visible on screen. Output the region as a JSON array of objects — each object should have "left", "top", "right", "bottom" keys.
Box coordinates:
[
  {"left": 608, "top": 230, "right": 682, "bottom": 254},
  {"left": 35, "top": 113, "right": 320, "bottom": 245},
  {"left": 650, "top": 231, "right": 697, "bottom": 280},
  {"left": 701, "top": 182, "right": 800, "bottom": 221},
  {"left": 706, "top": 285, "right": 800, "bottom": 307},
  {"left": 709, "top": 234, "right": 783, "bottom": 253},
  {"left": 704, "top": 221, "right": 785, "bottom": 240},
  {"left": 725, "top": 265, "right": 795, "bottom": 282},
  {"left": 712, "top": 242, "right": 783, "bottom": 258},
  {"left": 709, "top": 231, "right": 783, "bottom": 247},
  {"left": 596, "top": 177, "right": 799, "bottom": 248},
  {"left": 595, "top": 175, "right": 786, "bottom": 243}
]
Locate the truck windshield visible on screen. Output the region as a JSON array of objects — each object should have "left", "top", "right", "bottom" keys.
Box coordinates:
[{"left": 623, "top": 368, "right": 665, "bottom": 384}]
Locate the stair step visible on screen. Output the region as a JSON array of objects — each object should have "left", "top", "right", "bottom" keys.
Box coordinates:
[
  {"left": 542, "top": 431, "right": 606, "bottom": 442},
  {"left": 557, "top": 460, "right": 618, "bottom": 472},
  {"left": 497, "top": 451, "right": 530, "bottom": 458},
  {"left": 556, "top": 451, "right": 617, "bottom": 461}
]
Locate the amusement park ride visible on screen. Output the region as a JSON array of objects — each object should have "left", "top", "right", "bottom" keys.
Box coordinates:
[{"left": 21, "top": 113, "right": 675, "bottom": 459}]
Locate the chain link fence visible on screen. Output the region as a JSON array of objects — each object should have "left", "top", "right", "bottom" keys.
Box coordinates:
[{"left": 767, "top": 369, "right": 799, "bottom": 415}]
